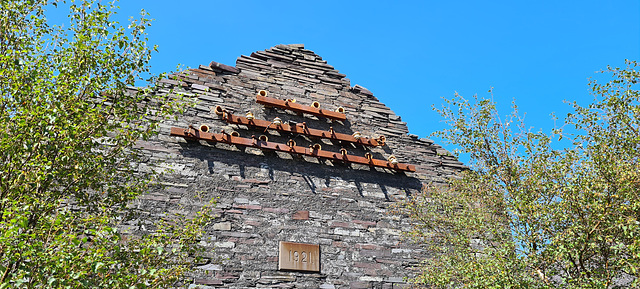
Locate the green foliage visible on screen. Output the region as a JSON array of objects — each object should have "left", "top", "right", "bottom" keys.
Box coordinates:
[
  {"left": 0, "top": 1, "right": 212, "bottom": 288},
  {"left": 399, "top": 61, "right": 640, "bottom": 288}
]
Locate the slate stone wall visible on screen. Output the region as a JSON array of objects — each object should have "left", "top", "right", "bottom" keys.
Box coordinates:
[{"left": 135, "top": 44, "right": 465, "bottom": 288}]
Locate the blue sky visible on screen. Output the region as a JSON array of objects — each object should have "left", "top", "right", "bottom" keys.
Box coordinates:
[{"left": 111, "top": 1, "right": 638, "bottom": 158}]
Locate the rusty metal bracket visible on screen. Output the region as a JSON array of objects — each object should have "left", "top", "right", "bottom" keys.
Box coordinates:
[
  {"left": 222, "top": 112, "right": 382, "bottom": 147},
  {"left": 256, "top": 92, "right": 347, "bottom": 121},
  {"left": 170, "top": 127, "right": 415, "bottom": 172}
]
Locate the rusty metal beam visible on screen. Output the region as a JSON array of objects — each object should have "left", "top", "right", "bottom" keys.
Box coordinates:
[
  {"left": 170, "top": 127, "right": 415, "bottom": 172},
  {"left": 222, "top": 113, "right": 382, "bottom": 147},
  {"left": 256, "top": 94, "right": 347, "bottom": 121}
]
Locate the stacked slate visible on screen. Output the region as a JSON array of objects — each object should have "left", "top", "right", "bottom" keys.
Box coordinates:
[{"left": 135, "top": 44, "right": 466, "bottom": 288}]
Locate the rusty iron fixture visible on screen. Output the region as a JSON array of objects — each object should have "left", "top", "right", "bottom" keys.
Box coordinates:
[
  {"left": 246, "top": 111, "right": 254, "bottom": 120},
  {"left": 230, "top": 131, "right": 240, "bottom": 137},
  {"left": 214, "top": 105, "right": 224, "bottom": 116},
  {"left": 222, "top": 112, "right": 381, "bottom": 147},
  {"left": 286, "top": 98, "right": 296, "bottom": 103},
  {"left": 378, "top": 135, "right": 386, "bottom": 146},
  {"left": 258, "top": 90, "right": 268, "bottom": 97},
  {"left": 287, "top": 139, "right": 296, "bottom": 148},
  {"left": 352, "top": 131, "right": 362, "bottom": 140},
  {"left": 169, "top": 127, "right": 415, "bottom": 172},
  {"left": 259, "top": 135, "right": 269, "bottom": 142},
  {"left": 335, "top": 106, "right": 345, "bottom": 113},
  {"left": 311, "top": 143, "right": 322, "bottom": 151},
  {"left": 388, "top": 155, "right": 399, "bottom": 165},
  {"left": 255, "top": 92, "right": 346, "bottom": 121},
  {"left": 312, "top": 101, "right": 320, "bottom": 109},
  {"left": 365, "top": 152, "right": 373, "bottom": 161},
  {"left": 185, "top": 126, "right": 195, "bottom": 136},
  {"left": 329, "top": 127, "right": 335, "bottom": 134},
  {"left": 264, "top": 117, "right": 283, "bottom": 133},
  {"left": 199, "top": 124, "right": 210, "bottom": 132},
  {"left": 340, "top": 148, "right": 348, "bottom": 156}
]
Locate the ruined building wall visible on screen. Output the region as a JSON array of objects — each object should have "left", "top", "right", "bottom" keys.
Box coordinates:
[{"left": 134, "top": 44, "right": 466, "bottom": 289}]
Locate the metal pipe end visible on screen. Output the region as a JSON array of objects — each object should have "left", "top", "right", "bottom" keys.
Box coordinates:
[
  {"left": 214, "top": 105, "right": 224, "bottom": 115},
  {"left": 378, "top": 135, "right": 386, "bottom": 146},
  {"left": 365, "top": 152, "right": 373, "bottom": 161},
  {"left": 388, "top": 155, "right": 398, "bottom": 165},
  {"left": 352, "top": 131, "right": 362, "bottom": 140}
]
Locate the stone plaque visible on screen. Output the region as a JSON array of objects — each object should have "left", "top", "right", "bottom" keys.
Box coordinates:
[{"left": 278, "top": 241, "right": 320, "bottom": 272}]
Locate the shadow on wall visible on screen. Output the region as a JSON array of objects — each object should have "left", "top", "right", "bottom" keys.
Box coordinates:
[{"left": 177, "top": 140, "right": 422, "bottom": 200}]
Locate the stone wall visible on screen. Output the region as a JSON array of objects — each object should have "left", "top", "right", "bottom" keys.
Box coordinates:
[{"left": 135, "top": 44, "right": 465, "bottom": 288}]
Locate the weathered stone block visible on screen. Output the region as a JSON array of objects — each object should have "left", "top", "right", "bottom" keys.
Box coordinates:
[
  {"left": 212, "top": 222, "right": 231, "bottom": 231},
  {"left": 292, "top": 210, "right": 310, "bottom": 220},
  {"left": 214, "top": 241, "right": 235, "bottom": 248},
  {"left": 350, "top": 281, "right": 371, "bottom": 289}
]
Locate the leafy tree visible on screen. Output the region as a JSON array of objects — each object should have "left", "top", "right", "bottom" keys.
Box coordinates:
[
  {"left": 400, "top": 61, "right": 640, "bottom": 288},
  {"left": 0, "top": 0, "right": 211, "bottom": 288}
]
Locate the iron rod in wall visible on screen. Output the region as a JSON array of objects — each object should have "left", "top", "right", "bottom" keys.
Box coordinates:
[{"left": 170, "top": 127, "right": 414, "bottom": 172}]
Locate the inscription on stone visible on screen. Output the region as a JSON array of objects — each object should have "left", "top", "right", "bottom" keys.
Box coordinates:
[{"left": 278, "top": 241, "right": 320, "bottom": 272}]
